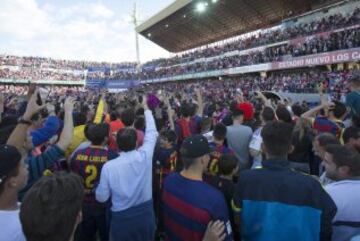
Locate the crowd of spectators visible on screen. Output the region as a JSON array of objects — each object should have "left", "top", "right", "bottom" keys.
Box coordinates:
[
  {"left": 139, "top": 27, "right": 360, "bottom": 80},
  {"left": 1, "top": 7, "right": 360, "bottom": 83},
  {"left": 144, "top": 6, "right": 360, "bottom": 68},
  {"left": 0, "top": 71, "right": 360, "bottom": 241}
]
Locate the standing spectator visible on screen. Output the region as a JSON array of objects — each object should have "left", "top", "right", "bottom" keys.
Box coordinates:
[
  {"left": 70, "top": 123, "right": 118, "bottom": 241},
  {"left": 312, "top": 133, "right": 341, "bottom": 185},
  {"left": 162, "top": 135, "right": 233, "bottom": 241},
  {"left": 346, "top": 75, "right": 360, "bottom": 117},
  {"left": 20, "top": 172, "right": 84, "bottom": 241},
  {"left": 95, "top": 96, "right": 158, "bottom": 241},
  {"left": 323, "top": 145, "right": 360, "bottom": 241},
  {"left": 208, "top": 123, "right": 234, "bottom": 175},
  {"left": 342, "top": 126, "right": 360, "bottom": 152},
  {"left": 207, "top": 154, "right": 240, "bottom": 241},
  {"left": 233, "top": 121, "right": 337, "bottom": 241},
  {"left": 226, "top": 109, "right": 253, "bottom": 169},
  {"left": 0, "top": 145, "right": 27, "bottom": 241},
  {"left": 5, "top": 91, "right": 76, "bottom": 199},
  {"left": 249, "top": 106, "right": 275, "bottom": 169}
]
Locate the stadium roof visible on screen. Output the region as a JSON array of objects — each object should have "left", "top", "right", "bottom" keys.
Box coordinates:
[{"left": 136, "top": 0, "right": 343, "bottom": 53}]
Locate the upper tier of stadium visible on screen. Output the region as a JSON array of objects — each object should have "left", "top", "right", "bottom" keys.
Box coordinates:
[
  {"left": 136, "top": 0, "right": 346, "bottom": 52},
  {"left": 1, "top": 0, "right": 359, "bottom": 87}
]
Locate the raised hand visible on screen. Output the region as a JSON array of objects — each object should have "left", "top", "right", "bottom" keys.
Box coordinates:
[
  {"left": 23, "top": 90, "right": 46, "bottom": 120},
  {"left": 64, "top": 97, "right": 76, "bottom": 113}
]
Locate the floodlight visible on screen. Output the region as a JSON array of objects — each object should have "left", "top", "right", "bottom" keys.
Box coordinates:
[
  {"left": 196, "top": 2, "right": 207, "bottom": 12},
  {"left": 212, "top": 0, "right": 218, "bottom": 3}
]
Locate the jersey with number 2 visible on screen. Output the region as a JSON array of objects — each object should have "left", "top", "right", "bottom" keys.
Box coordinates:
[{"left": 70, "top": 146, "right": 118, "bottom": 206}]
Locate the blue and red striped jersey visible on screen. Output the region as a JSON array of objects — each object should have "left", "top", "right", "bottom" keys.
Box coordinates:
[
  {"left": 70, "top": 146, "right": 118, "bottom": 206},
  {"left": 162, "top": 173, "right": 232, "bottom": 241}
]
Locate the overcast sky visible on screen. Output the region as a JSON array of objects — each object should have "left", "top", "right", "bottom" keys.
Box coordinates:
[{"left": 0, "top": 0, "right": 174, "bottom": 63}]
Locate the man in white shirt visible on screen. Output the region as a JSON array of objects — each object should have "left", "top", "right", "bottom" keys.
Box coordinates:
[
  {"left": 96, "top": 96, "right": 158, "bottom": 241},
  {"left": 0, "top": 145, "right": 27, "bottom": 241},
  {"left": 323, "top": 144, "right": 360, "bottom": 241}
]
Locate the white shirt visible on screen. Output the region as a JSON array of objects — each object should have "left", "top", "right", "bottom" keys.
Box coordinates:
[
  {"left": 0, "top": 207, "right": 26, "bottom": 241},
  {"left": 96, "top": 110, "right": 158, "bottom": 212},
  {"left": 326, "top": 179, "right": 360, "bottom": 241}
]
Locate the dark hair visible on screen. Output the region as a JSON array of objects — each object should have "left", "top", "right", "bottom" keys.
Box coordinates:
[
  {"left": 20, "top": 172, "right": 84, "bottom": 241},
  {"left": 276, "top": 105, "right": 292, "bottom": 123},
  {"left": 291, "top": 104, "right": 303, "bottom": 117},
  {"left": 160, "top": 130, "right": 177, "bottom": 144},
  {"left": 0, "top": 145, "right": 22, "bottom": 195},
  {"left": 73, "top": 112, "right": 87, "bottom": 127},
  {"left": 86, "top": 123, "right": 109, "bottom": 146},
  {"left": 218, "top": 154, "right": 238, "bottom": 175},
  {"left": 315, "top": 133, "right": 340, "bottom": 147},
  {"left": 261, "top": 121, "right": 294, "bottom": 156},
  {"left": 213, "top": 123, "right": 227, "bottom": 140},
  {"left": 121, "top": 108, "right": 135, "bottom": 127},
  {"left": 325, "top": 145, "right": 360, "bottom": 176},
  {"left": 261, "top": 107, "right": 275, "bottom": 122},
  {"left": 343, "top": 127, "right": 360, "bottom": 144},
  {"left": 134, "top": 117, "right": 145, "bottom": 131},
  {"left": 201, "top": 118, "right": 212, "bottom": 132},
  {"left": 180, "top": 103, "right": 192, "bottom": 118},
  {"left": 110, "top": 111, "right": 118, "bottom": 122},
  {"left": 116, "top": 128, "right": 137, "bottom": 152},
  {"left": 0, "top": 125, "right": 16, "bottom": 145},
  {"left": 331, "top": 101, "right": 347, "bottom": 119},
  {"left": 232, "top": 109, "right": 244, "bottom": 119}
]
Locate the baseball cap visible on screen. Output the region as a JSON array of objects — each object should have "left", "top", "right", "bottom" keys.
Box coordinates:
[
  {"left": 0, "top": 145, "right": 22, "bottom": 185},
  {"left": 181, "top": 135, "right": 211, "bottom": 158}
]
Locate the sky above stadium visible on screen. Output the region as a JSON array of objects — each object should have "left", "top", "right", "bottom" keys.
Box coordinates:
[{"left": 0, "top": 0, "right": 174, "bottom": 63}]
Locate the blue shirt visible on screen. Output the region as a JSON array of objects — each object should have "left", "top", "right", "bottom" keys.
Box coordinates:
[
  {"left": 163, "top": 173, "right": 232, "bottom": 241},
  {"left": 95, "top": 110, "right": 158, "bottom": 212}
]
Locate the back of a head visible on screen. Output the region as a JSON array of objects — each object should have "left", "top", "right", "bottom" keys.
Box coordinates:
[
  {"left": 343, "top": 126, "right": 360, "bottom": 144},
  {"left": 261, "top": 107, "right": 275, "bottom": 123},
  {"left": 20, "top": 172, "right": 83, "bottom": 241},
  {"left": 73, "top": 112, "right": 87, "bottom": 127},
  {"left": 291, "top": 104, "right": 303, "bottom": 117},
  {"left": 331, "top": 101, "right": 347, "bottom": 119},
  {"left": 213, "top": 123, "right": 227, "bottom": 141},
  {"left": 180, "top": 103, "right": 192, "bottom": 118},
  {"left": 232, "top": 109, "right": 244, "bottom": 120},
  {"left": 261, "top": 121, "right": 294, "bottom": 156},
  {"left": 121, "top": 108, "right": 135, "bottom": 127},
  {"left": 86, "top": 123, "right": 109, "bottom": 146},
  {"left": 0, "top": 145, "right": 22, "bottom": 196},
  {"left": 116, "top": 127, "right": 137, "bottom": 152},
  {"left": 316, "top": 133, "right": 340, "bottom": 147},
  {"left": 219, "top": 154, "right": 238, "bottom": 175},
  {"left": 276, "top": 105, "right": 292, "bottom": 123}
]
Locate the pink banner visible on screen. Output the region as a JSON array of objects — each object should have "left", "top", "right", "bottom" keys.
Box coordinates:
[{"left": 271, "top": 48, "right": 360, "bottom": 70}]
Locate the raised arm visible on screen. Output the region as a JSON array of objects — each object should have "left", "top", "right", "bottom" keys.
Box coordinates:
[
  {"left": 301, "top": 102, "right": 333, "bottom": 119},
  {"left": 139, "top": 95, "right": 159, "bottom": 159},
  {"left": 165, "top": 96, "right": 175, "bottom": 131},
  {"left": 196, "top": 88, "right": 204, "bottom": 117},
  {"left": 6, "top": 90, "right": 45, "bottom": 151},
  {"left": 56, "top": 97, "right": 75, "bottom": 151}
]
